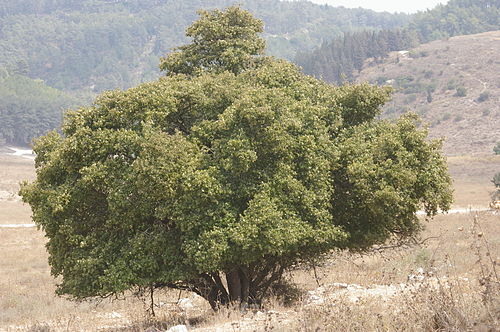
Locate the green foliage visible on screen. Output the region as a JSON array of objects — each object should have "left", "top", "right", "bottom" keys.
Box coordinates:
[
  {"left": 493, "top": 172, "right": 500, "bottom": 188},
  {"left": 455, "top": 86, "right": 467, "bottom": 97},
  {"left": 410, "top": 0, "right": 500, "bottom": 43},
  {"left": 476, "top": 91, "right": 490, "bottom": 102},
  {"left": 159, "top": 7, "right": 265, "bottom": 76},
  {"left": 375, "top": 76, "right": 389, "bottom": 85},
  {"left": 427, "top": 90, "right": 433, "bottom": 103},
  {"left": 296, "top": 28, "right": 419, "bottom": 83},
  {"left": 20, "top": 7, "right": 452, "bottom": 309},
  {"left": 446, "top": 79, "right": 459, "bottom": 90},
  {"left": 492, "top": 172, "right": 500, "bottom": 200},
  {"left": 409, "top": 50, "right": 429, "bottom": 58},
  {"left": 392, "top": 75, "right": 429, "bottom": 95},
  {"left": 295, "top": 0, "right": 499, "bottom": 84},
  {"left": 494, "top": 142, "right": 500, "bottom": 155},
  {"left": 0, "top": 0, "right": 410, "bottom": 92}
]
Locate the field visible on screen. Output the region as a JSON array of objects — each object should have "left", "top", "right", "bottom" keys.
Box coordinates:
[{"left": 0, "top": 151, "right": 499, "bottom": 331}]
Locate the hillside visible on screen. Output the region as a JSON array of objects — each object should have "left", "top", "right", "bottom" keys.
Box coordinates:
[
  {"left": 0, "top": 74, "right": 83, "bottom": 146},
  {"left": 356, "top": 31, "right": 500, "bottom": 156},
  {"left": 295, "top": 0, "right": 500, "bottom": 84},
  {"left": 0, "top": 0, "right": 412, "bottom": 146},
  {"left": 0, "top": 0, "right": 409, "bottom": 92}
]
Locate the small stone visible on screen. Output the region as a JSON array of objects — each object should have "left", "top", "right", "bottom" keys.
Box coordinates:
[
  {"left": 333, "top": 282, "right": 349, "bottom": 288},
  {"left": 167, "top": 325, "right": 188, "bottom": 332},
  {"left": 307, "top": 295, "right": 324, "bottom": 305},
  {"left": 107, "top": 312, "right": 122, "bottom": 318},
  {"left": 177, "top": 298, "right": 194, "bottom": 310},
  {"left": 254, "top": 311, "right": 266, "bottom": 320}
]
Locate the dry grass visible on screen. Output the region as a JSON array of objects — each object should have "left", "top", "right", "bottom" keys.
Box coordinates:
[
  {"left": 447, "top": 155, "right": 500, "bottom": 207},
  {"left": 0, "top": 154, "right": 35, "bottom": 193},
  {"left": 0, "top": 228, "right": 146, "bottom": 330},
  {"left": 283, "top": 212, "right": 499, "bottom": 332},
  {"left": 0, "top": 154, "right": 35, "bottom": 225},
  {"left": 0, "top": 152, "right": 499, "bottom": 331}
]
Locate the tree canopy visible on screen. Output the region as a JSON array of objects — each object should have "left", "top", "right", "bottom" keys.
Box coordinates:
[
  {"left": 160, "top": 7, "right": 266, "bottom": 75},
  {"left": 20, "top": 7, "right": 453, "bottom": 309}
]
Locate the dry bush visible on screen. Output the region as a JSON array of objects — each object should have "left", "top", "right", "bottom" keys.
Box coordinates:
[{"left": 283, "top": 213, "right": 499, "bottom": 332}]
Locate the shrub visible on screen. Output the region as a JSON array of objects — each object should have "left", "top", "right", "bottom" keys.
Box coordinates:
[
  {"left": 494, "top": 142, "right": 500, "bottom": 155},
  {"left": 476, "top": 91, "right": 490, "bottom": 103},
  {"left": 455, "top": 86, "right": 467, "bottom": 97},
  {"left": 446, "top": 79, "right": 457, "bottom": 90},
  {"left": 492, "top": 172, "right": 500, "bottom": 187},
  {"left": 375, "top": 76, "right": 389, "bottom": 85}
]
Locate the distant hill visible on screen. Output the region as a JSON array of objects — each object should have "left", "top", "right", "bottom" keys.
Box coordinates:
[
  {"left": 0, "top": 0, "right": 409, "bottom": 92},
  {"left": 356, "top": 31, "right": 500, "bottom": 156},
  {"left": 0, "top": 0, "right": 411, "bottom": 146},
  {"left": 0, "top": 73, "right": 82, "bottom": 146},
  {"left": 296, "top": 0, "right": 499, "bottom": 84}
]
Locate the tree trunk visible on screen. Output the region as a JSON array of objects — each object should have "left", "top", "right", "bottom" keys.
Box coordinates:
[
  {"left": 180, "top": 260, "right": 289, "bottom": 310},
  {"left": 239, "top": 267, "right": 250, "bottom": 306},
  {"left": 226, "top": 269, "right": 242, "bottom": 302}
]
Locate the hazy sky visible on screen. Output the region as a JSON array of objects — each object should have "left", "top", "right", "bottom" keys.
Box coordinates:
[{"left": 308, "top": 0, "right": 448, "bottom": 13}]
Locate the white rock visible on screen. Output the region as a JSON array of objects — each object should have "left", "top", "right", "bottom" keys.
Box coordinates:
[
  {"left": 347, "top": 284, "right": 362, "bottom": 290},
  {"left": 254, "top": 311, "right": 267, "bottom": 320},
  {"left": 407, "top": 274, "right": 425, "bottom": 282},
  {"left": 177, "top": 298, "right": 194, "bottom": 310},
  {"left": 307, "top": 295, "right": 324, "bottom": 305},
  {"left": 167, "top": 325, "right": 188, "bottom": 332},
  {"left": 332, "top": 282, "right": 349, "bottom": 288},
  {"left": 104, "top": 311, "right": 122, "bottom": 318}
]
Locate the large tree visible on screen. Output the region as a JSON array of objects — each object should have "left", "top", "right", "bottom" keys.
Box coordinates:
[{"left": 20, "top": 7, "right": 452, "bottom": 310}]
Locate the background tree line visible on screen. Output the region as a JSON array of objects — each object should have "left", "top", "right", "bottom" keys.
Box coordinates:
[
  {"left": 295, "top": 0, "right": 499, "bottom": 83},
  {"left": 0, "top": 67, "right": 81, "bottom": 146},
  {"left": 295, "top": 29, "right": 420, "bottom": 83},
  {"left": 0, "top": 0, "right": 409, "bottom": 92},
  {"left": 0, "top": 0, "right": 411, "bottom": 146}
]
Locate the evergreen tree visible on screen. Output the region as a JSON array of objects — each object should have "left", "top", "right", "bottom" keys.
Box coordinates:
[{"left": 21, "top": 7, "right": 452, "bottom": 310}]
